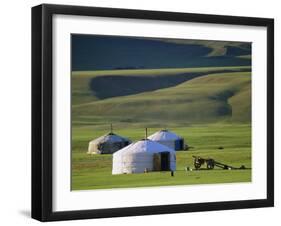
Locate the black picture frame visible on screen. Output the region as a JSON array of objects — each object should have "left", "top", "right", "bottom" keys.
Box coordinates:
[{"left": 32, "top": 3, "right": 274, "bottom": 222}]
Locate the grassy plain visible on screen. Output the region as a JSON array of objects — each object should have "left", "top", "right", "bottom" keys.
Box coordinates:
[
  {"left": 71, "top": 66, "right": 252, "bottom": 190},
  {"left": 72, "top": 123, "right": 251, "bottom": 190}
]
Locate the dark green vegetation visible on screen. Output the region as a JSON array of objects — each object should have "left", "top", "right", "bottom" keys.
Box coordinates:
[
  {"left": 72, "top": 35, "right": 251, "bottom": 70},
  {"left": 72, "top": 66, "right": 251, "bottom": 190},
  {"left": 150, "top": 38, "right": 252, "bottom": 57}
]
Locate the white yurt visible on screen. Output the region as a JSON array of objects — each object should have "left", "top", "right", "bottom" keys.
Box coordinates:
[
  {"left": 88, "top": 132, "right": 131, "bottom": 154},
  {"left": 148, "top": 129, "right": 184, "bottom": 150},
  {"left": 112, "top": 139, "right": 176, "bottom": 174}
]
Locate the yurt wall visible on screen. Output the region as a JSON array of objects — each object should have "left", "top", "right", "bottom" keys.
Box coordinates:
[
  {"left": 88, "top": 133, "right": 131, "bottom": 154},
  {"left": 112, "top": 139, "right": 176, "bottom": 175}
]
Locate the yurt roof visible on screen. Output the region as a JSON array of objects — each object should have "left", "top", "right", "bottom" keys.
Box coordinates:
[
  {"left": 90, "top": 132, "right": 130, "bottom": 144},
  {"left": 113, "top": 139, "right": 174, "bottom": 156},
  {"left": 148, "top": 130, "right": 182, "bottom": 141}
]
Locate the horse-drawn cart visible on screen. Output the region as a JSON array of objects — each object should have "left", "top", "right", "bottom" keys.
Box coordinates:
[{"left": 192, "top": 155, "right": 246, "bottom": 170}]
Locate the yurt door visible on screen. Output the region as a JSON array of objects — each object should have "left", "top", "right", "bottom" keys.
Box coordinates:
[
  {"left": 160, "top": 152, "right": 170, "bottom": 171},
  {"left": 153, "top": 152, "right": 170, "bottom": 171},
  {"left": 175, "top": 139, "right": 184, "bottom": 150},
  {"left": 153, "top": 154, "right": 161, "bottom": 171}
]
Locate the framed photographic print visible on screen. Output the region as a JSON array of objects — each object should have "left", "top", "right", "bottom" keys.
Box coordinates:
[{"left": 32, "top": 4, "right": 274, "bottom": 221}]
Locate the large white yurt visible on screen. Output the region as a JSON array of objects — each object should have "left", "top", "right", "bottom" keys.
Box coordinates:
[
  {"left": 88, "top": 132, "right": 131, "bottom": 154},
  {"left": 112, "top": 139, "right": 176, "bottom": 174},
  {"left": 148, "top": 129, "right": 184, "bottom": 151}
]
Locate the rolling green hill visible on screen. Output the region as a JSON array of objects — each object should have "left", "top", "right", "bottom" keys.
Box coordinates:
[
  {"left": 72, "top": 66, "right": 250, "bottom": 104},
  {"left": 72, "top": 68, "right": 251, "bottom": 126}
]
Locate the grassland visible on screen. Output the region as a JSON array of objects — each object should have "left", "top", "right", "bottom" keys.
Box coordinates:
[
  {"left": 72, "top": 123, "right": 251, "bottom": 190},
  {"left": 71, "top": 66, "right": 250, "bottom": 105},
  {"left": 71, "top": 66, "right": 252, "bottom": 190},
  {"left": 72, "top": 68, "right": 251, "bottom": 125}
]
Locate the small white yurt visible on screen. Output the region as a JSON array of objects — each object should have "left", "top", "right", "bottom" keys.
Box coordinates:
[
  {"left": 112, "top": 139, "right": 176, "bottom": 174},
  {"left": 88, "top": 132, "right": 131, "bottom": 154},
  {"left": 148, "top": 129, "right": 184, "bottom": 151}
]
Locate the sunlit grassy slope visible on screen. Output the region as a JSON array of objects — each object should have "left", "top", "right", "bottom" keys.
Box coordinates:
[
  {"left": 72, "top": 66, "right": 250, "bottom": 104},
  {"left": 72, "top": 69, "right": 251, "bottom": 125}
]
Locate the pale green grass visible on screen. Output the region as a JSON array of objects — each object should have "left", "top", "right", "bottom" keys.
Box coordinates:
[
  {"left": 72, "top": 123, "right": 251, "bottom": 190},
  {"left": 237, "top": 55, "right": 251, "bottom": 59}
]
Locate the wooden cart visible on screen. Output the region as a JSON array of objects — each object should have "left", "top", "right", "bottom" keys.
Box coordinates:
[{"left": 192, "top": 155, "right": 246, "bottom": 170}]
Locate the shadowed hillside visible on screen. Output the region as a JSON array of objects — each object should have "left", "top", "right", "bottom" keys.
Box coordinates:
[
  {"left": 72, "top": 35, "right": 251, "bottom": 71},
  {"left": 150, "top": 38, "right": 252, "bottom": 57}
]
